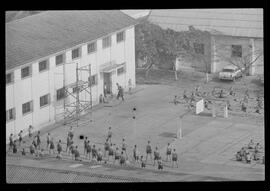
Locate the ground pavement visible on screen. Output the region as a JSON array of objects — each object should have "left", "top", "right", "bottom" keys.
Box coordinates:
[{"left": 6, "top": 81, "right": 265, "bottom": 182}]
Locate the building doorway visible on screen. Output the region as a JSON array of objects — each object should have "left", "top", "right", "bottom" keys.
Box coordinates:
[{"left": 103, "top": 72, "right": 112, "bottom": 97}]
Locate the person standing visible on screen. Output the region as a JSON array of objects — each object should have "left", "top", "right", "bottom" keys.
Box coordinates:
[
  {"left": 68, "top": 126, "right": 74, "bottom": 140},
  {"left": 13, "top": 140, "right": 17, "bottom": 154},
  {"left": 36, "top": 131, "right": 41, "bottom": 150},
  {"left": 49, "top": 138, "right": 55, "bottom": 155},
  {"left": 116, "top": 83, "right": 121, "bottom": 100},
  {"left": 114, "top": 147, "right": 121, "bottom": 164},
  {"left": 84, "top": 137, "right": 88, "bottom": 155},
  {"left": 166, "top": 143, "right": 172, "bottom": 162},
  {"left": 157, "top": 157, "right": 163, "bottom": 170},
  {"left": 172, "top": 149, "right": 179, "bottom": 168},
  {"left": 121, "top": 138, "right": 128, "bottom": 159},
  {"left": 153, "top": 147, "right": 160, "bottom": 166},
  {"left": 46, "top": 133, "right": 51, "bottom": 150},
  {"left": 18, "top": 130, "right": 23, "bottom": 147},
  {"left": 104, "top": 83, "right": 108, "bottom": 98},
  {"left": 108, "top": 143, "right": 114, "bottom": 162},
  {"left": 133, "top": 145, "right": 139, "bottom": 164},
  {"left": 74, "top": 146, "right": 81, "bottom": 161},
  {"left": 119, "top": 86, "right": 124, "bottom": 101},
  {"left": 97, "top": 148, "right": 103, "bottom": 164},
  {"left": 28, "top": 125, "right": 33, "bottom": 138},
  {"left": 57, "top": 140, "right": 62, "bottom": 159},
  {"left": 8, "top": 133, "right": 14, "bottom": 152},
  {"left": 145, "top": 141, "right": 153, "bottom": 163},
  {"left": 91, "top": 144, "right": 97, "bottom": 161},
  {"left": 120, "top": 151, "right": 126, "bottom": 166},
  {"left": 86, "top": 140, "right": 92, "bottom": 160}
]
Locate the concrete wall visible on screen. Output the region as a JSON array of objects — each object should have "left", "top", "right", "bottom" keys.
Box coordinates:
[{"left": 6, "top": 25, "right": 136, "bottom": 142}]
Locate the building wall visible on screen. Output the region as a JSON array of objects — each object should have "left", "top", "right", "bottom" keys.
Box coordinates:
[
  {"left": 211, "top": 35, "right": 263, "bottom": 75},
  {"left": 6, "top": 26, "right": 136, "bottom": 142}
]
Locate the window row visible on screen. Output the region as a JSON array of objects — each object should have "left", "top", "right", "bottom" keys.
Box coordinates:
[
  {"left": 6, "top": 31, "right": 125, "bottom": 85},
  {"left": 6, "top": 94, "right": 49, "bottom": 122},
  {"left": 6, "top": 73, "right": 99, "bottom": 122}
]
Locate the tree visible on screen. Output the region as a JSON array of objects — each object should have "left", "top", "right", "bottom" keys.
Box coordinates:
[{"left": 215, "top": 43, "right": 263, "bottom": 78}]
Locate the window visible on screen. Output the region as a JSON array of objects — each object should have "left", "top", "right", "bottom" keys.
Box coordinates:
[
  {"left": 6, "top": 72, "right": 14, "bottom": 85},
  {"left": 21, "top": 66, "right": 31, "bottom": 79},
  {"left": 22, "top": 101, "right": 33, "bottom": 115},
  {"left": 39, "top": 60, "right": 49, "bottom": 72},
  {"left": 72, "top": 48, "right": 81, "bottom": 60},
  {"left": 231, "top": 45, "right": 242, "bottom": 57},
  {"left": 117, "top": 66, "right": 125, "bottom": 76},
  {"left": 6, "top": 108, "right": 15, "bottom": 122},
  {"left": 72, "top": 87, "right": 80, "bottom": 93},
  {"left": 88, "top": 41, "right": 97, "bottom": 54},
  {"left": 102, "top": 36, "right": 111, "bottom": 49},
  {"left": 56, "top": 54, "right": 65, "bottom": 66},
  {"left": 88, "top": 74, "right": 98, "bottom": 87},
  {"left": 117, "top": 31, "right": 125, "bottom": 43},
  {"left": 56, "top": 87, "right": 66, "bottom": 101},
  {"left": 40, "top": 94, "right": 50, "bottom": 107},
  {"left": 194, "top": 43, "right": 204, "bottom": 54}
]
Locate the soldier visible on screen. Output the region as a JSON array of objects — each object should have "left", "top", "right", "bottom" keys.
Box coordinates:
[
  {"left": 145, "top": 141, "right": 153, "bottom": 163},
  {"left": 86, "top": 140, "right": 92, "bottom": 160},
  {"left": 153, "top": 147, "right": 160, "bottom": 166},
  {"left": 121, "top": 138, "right": 128, "bottom": 159},
  {"left": 8, "top": 133, "right": 14, "bottom": 152},
  {"left": 133, "top": 145, "right": 139, "bottom": 164},
  {"left": 172, "top": 149, "right": 179, "bottom": 168},
  {"left": 18, "top": 130, "right": 23, "bottom": 147},
  {"left": 91, "top": 144, "right": 97, "bottom": 161},
  {"left": 57, "top": 140, "right": 62, "bottom": 159},
  {"left": 36, "top": 131, "right": 41, "bottom": 150},
  {"left": 114, "top": 147, "right": 121, "bottom": 164},
  {"left": 166, "top": 143, "right": 172, "bottom": 162}
]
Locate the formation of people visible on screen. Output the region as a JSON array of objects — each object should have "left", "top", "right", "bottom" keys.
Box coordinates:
[
  {"left": 235, "top": 139, "right": 264, "bottom": 164},
  {"left": 7, "top": 125, "right": 180, "bottom": 170},
  {"left": 172, "top": 85, "right": 264, "bottom": 114}
]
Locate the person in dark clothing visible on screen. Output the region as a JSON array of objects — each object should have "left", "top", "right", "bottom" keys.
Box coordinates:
[
  {"left": 57, "top": 140, "right": 62, "bottom": 159},
  {"left": 114, "top": 147, "right": 121, "bottom": 164},
  {"left": 49, "top": 139, "right": 55, "bottom": 154},
  {"left": 22, "top": 148, "right": 26, "bottom": 156},
  {"left": 74, "top": 146, "right": 81, "bottom": 161},
  {"left": 92, "top": 144, "right": 97, "bottom": 161},
  {"left": 18, "top": 130, "right": 23, "bottom": 147},
  {"left": 13, "top": 140, "right": 17, "bottom": 153},
  {"left": 9, "top": 134, "right": 14, "bottom": 152},
  {"left": 30, "top": 142, "right": 35, "bottom": 155},
  {"left": 120, "top": 151, "right": 126, "bottom": 166},
  {"left": 145, "top": 141, "right": 153, "bottom": 163},
  {"left": 86, "top": 140, "right": 92, "bottom": 160},
  {"left": 153, "top": 147, "right": 160, "bottom": 166},
  {"left": 36, "top": 131, "right": 41, "bottom": 150},
  {"left": 157, "top": 158, "right": 163, "bottom": 170},
  {"left": 140, "top": 156, "right": 146, "bottom": 168}
]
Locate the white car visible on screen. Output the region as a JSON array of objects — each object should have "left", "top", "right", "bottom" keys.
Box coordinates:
[{"left": 219, "top": 65, "right": 243, "bottom": 81}]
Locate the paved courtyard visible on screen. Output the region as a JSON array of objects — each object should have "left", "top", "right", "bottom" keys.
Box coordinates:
[{"left": 6, "top": 74, "right": 265, "bottom": 182}]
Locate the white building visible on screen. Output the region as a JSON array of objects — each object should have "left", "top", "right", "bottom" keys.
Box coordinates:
[
  {"left": 148, "top": 9, "right": 263, "bottom": 75},
  {"left": 6, "top": 11, "right": 137, "bottom": 141}
]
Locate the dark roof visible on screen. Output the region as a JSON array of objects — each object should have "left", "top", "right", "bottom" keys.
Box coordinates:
[
  {"left": 6, "top": 11, "right": 137, "bottom": 71},
  {"left": 148, "top": 9, "right": 263, "bottom": 38}
]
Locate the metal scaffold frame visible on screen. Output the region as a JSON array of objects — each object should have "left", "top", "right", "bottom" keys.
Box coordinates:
[{"left": 60, "top": 62, "right": 93, "bottom": 127}]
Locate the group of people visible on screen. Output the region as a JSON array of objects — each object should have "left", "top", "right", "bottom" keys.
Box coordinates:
[
  {"left": 172, "top": 85, "right": 263, "bottom": 114},
  {"left": 94, "top": 127, "right": 179, "bottom": 170},
  {"left": 235, "top": 139, "right": 264, "bottom": 164}
]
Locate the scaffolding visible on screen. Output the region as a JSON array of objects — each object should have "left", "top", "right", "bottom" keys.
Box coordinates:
[{"left": 55, "top": 62, "right": 93, "bottom": 128}]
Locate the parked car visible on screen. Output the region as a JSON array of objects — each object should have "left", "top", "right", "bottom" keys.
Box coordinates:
[{"left": 219, "top": 65, "right": 243, "bottom": 81}]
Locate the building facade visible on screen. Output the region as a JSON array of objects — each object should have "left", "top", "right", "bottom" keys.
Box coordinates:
[
  {"left": 6, "top": 11, "right": 137, "bottom": 141},
  {"left": 148, "top": 9, "right": 263, "bottom": 75}
]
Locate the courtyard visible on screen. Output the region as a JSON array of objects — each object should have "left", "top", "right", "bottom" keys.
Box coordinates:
[{"left": 6, "top": 69, "right": 264, "bottom": 182}]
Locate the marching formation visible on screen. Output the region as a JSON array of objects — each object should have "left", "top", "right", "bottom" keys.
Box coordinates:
[{"left": 8, "top": 124, "right": 180, "bottom": 170}]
